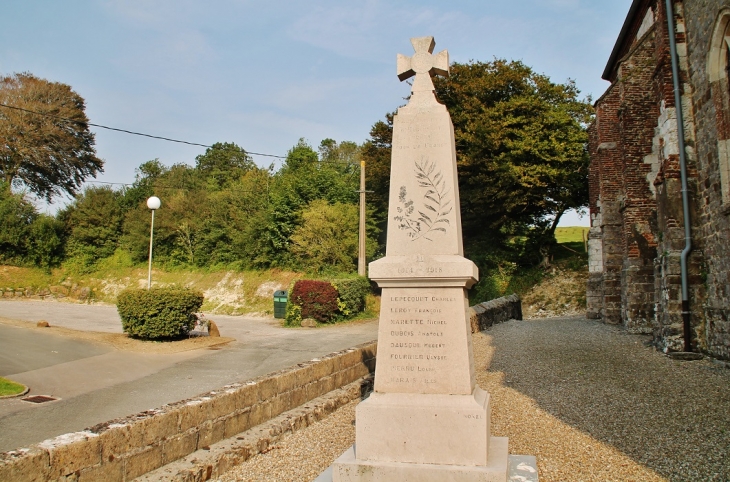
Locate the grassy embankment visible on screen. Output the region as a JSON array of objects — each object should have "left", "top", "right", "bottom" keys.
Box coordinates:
[
  {"left": 472, "top": 226, "right": 589, "bottom": 317},
  {"left": 0, "top": 262, "right": 301, "bottom": 316},
  {"left": 0, "top": 227, "right": 588, "bottom": 318}
]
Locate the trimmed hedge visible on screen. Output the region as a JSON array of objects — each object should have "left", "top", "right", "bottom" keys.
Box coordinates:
[
  {"left": 285, "top": 277, "right": 371, "bottom": 326},
  {"left": 289, "top": 280, "right": 339, "bottom": 323},
  {"left": 117, "top": 287, "right": 204, "bottom": 339}
]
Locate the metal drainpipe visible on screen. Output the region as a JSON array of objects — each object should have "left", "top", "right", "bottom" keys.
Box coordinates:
[{"left": 665, "top": 0, "right": 693, "bottom": 352}]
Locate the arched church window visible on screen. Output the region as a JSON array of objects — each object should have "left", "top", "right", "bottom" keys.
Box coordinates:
[{"left": 708, "top": 9, "right": 730, "bottom": 206}]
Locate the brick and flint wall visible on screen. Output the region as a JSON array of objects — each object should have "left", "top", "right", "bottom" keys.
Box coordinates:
[
  {"left": 683, "top": 0, "right": 730, "bottom": 359},
  {"left": 590, "top": 0, "right": 729, "bottom": 358}
]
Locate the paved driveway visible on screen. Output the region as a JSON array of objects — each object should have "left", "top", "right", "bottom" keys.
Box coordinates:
[{"left": 0, "top": 300, "right": 379, "bottom": 452}]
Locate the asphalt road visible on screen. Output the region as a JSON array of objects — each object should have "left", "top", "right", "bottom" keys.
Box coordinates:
[{"left": 0, "top": 299, "right": 379, "bottom": 452}]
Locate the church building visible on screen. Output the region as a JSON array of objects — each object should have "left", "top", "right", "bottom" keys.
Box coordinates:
[{"left": 588, "top": 0, "right": 730, "bottom": 359}]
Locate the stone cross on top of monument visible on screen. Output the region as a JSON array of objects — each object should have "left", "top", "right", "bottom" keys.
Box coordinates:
[{"left": 397, "top": 36, "right": 449, "bottom": 96}]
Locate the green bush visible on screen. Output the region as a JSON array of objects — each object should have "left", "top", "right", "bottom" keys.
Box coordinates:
[
  {"left": 284, "top": 277, "right": 371, "bottom": 326},
  {"left": 117, "top": 287, "right": 204, "bottom": 339},
  {"left": 331, "top": 277, "right": 370, "bottom": 316},
  {"left": 284, "top": 302, "right": 303, "bottom": 327}
]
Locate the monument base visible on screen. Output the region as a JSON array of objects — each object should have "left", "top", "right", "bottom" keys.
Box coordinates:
[
  {"left": 354, "top": 389, "right": 495, "bottom": 466},
  {"left": 331, "top": 439, "right": 509, "bottom": 482}
]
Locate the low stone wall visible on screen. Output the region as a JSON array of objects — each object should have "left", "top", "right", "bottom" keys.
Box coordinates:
[
  {"left": 468, "top": 294, "right": 522, "bottom": 333},
  {"left": 0, "top": 342, "right": 377, "bottom": 482},
  {"left": 139, "top": 377, "right": 373, "bottom": 481},
  {"left": 0, "top": 285, "right": 93, "bottom": 302}
]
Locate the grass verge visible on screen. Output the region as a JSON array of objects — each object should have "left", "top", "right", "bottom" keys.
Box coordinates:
[{"left": 0, "top": 376, "right": 26, "bottom": 397}]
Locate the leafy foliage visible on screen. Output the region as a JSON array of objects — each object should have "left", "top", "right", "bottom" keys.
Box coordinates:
[
  {"left": 195, "top": 142, "right": 255, "bottom": 190},
  {"left": 284, "top": 302, "right": 303, "bottom": 327},
  {"left": 0, "top": 183, "right": 64, "bottom": 269},
  {"left": 289, "top": 280, "right": 339, "bottom": 323},
  {"left": 363, "top": 59, "right": 592, "bottom": 298},
  {"left": 60, "top": 185, "right": 124, "bottom": 272},
  {"left": 0, "top": 184, "right": 35, "bottom": 264},
  {"left": 0, "top": 72, "right": 103, "bottom": 201},
  {"left": 434, "top": 60, "right": 592, "bottom": 240},
  {"left": 290, "top": 200, "right": 379, "bottom": 273},
  {"left": 285, "top": 277, "right": 370, "bottom": 325},
  {"left": 331, "top": 277, "right": 370, "bottom": 316},
  {"left": 27, "top": 215, "right": 65, "bottom": 270},
  {"left": 117, "top": 287, "right": 203, "bottom": 339}
]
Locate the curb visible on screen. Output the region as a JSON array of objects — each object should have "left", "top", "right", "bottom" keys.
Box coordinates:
[{"left": 0, "top": 386, "right": 29, "bottom": 400}]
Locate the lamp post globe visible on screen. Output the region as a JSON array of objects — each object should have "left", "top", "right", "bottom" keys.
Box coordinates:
[
  {"left": 146, "top": 196, "right": 161, "bottom": 289},
  {"left": 147, "top": 196, "right": 161, "bottom": 210}
]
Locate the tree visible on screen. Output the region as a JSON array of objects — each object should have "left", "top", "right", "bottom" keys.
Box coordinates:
[
  {"left": 195, "top": 142, "right": 255, "bottom": 190},
  {"left": 290, "top": 199, "right": 378, "bottom": 273},
  {"left": 0, "top": 182, "right": 36, "bottom": 263},
  {"left": 61, "top": 185, "right": 124, "bottom": 270},
  {"left": 0, "top": 73, "right": 103, "bottom": 201},
  {"left": 363, "top": 61, "right": 592, "bottom": 257},
  {"left": 0, "top": 182, "right": 64, "bottom": 269},
  {"left": 433, "top": 60, "right": 592, "bottom": 241},
  {"left": 360, "top": 114, "right": 393, "bottom": 226},
  {"left": 318, "top": 138, "right": 361, "bottom": 170},
  {"left": 259, "top": 139, "right": 360, "bottom": 266}
]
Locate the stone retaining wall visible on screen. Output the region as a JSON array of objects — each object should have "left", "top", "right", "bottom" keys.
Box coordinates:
[
  {"left": 0, "top": 342, "right": 377, "bottom": 482},
  {"left": 0, "top": 285, "right": 93, "bottom": 302},
  {"left": 468, "top": 294, "right": 522, "bottom": 333},
  {"left": 139, "top": 377, "right": 373, "bottom": 482}
]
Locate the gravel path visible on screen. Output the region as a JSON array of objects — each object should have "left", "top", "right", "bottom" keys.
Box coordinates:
[{"left": 215, "top": 316, "right": 730, "bottom": 481}]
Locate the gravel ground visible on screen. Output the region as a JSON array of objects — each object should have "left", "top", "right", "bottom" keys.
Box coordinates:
[{"left": 215, "top": 316, "right": 730, "bottom": 482}]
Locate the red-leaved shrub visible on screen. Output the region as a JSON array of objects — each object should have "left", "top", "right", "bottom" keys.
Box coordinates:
[{"left": 290, "top": 280, "right": 339, "bottom": 322}]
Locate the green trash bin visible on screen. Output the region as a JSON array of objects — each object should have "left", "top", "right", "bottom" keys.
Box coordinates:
[{"left": 274, "top": 290, "right": 288, "bottom": 319}]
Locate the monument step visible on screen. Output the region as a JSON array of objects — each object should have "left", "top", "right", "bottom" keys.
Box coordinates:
[{"left": 315, "top": 450, "right": 539, "bottom": 482}]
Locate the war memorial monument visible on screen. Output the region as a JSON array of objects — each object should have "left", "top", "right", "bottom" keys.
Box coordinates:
[{"left": 329, "top": 37, "right": 537, "bottom": 481}]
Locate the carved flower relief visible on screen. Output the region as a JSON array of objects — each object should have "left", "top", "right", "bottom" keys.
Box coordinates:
[{"left": 393, "top": 157, "right": 452, "bottom": 241}]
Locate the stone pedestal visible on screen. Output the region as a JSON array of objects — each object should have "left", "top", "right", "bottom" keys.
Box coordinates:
[
  {"left": 332, "top": 439, "right": 509, "bottom": 482},
  {"left": 332, "top": 36, "right": 511, "bottom": 481}
]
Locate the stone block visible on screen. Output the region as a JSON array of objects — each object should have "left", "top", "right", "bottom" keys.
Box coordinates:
[
  {"left": 98, "top": 409, "right": 180, "bottom": 460},
  {"left": 312, "top": 357, "right": 336, "bottom": 380},
  {"left": 161, "top": 430, "right": 198, "bottom": 464},
  {"left": 332, "top": 439, "right": 508, "bottom": 482},
  {"left": 333, "top": 368, "right": 350, "bottom": 389},
  {"left": 355, "top": 390, "right": 492, "bottom": 466},
  {"left": 122, "top": 445, "right": 163, "bottom": 481},
  {"left": 256, "top": 376, "right": 279, "bottom": 402},
  {"left": 288, "top": 385, "right": 309, "bottom": 408},
  {"left": 208, "top": 391, "right": 237, "bottom": 419},
  {"left": 276, "top": 369, "right": 299, "bottom": 394},
  {"left": 38, "top": 432, "right": 101, "bottom": 478},
  {"left": 222, "top": 408, "right": 251, "bottom": 438},
  {"left": 235, "top": 383, "right": 259, "bottom": 410},
  {"left": 77, "top": 458, "right": 124, "bottom": 482},
  {"left": 198, "top": 419, "right": 226, "bottom": 449},
  {"left": 0, "top": 447, "right": 51, "bottom": 482},
  {"left": 270, "top": 392, "right": 291, "bottom": 418},
  {"left": 337, "top": 349, "right": 362, "bottom": 371},
  {"left": 314, "top": 375, "right": 336, "bottom": 398},
  {"left": 247, "top": 401, "right": 271, "bottom": 428},
  {"left": 178, "top": 400, "right": 212, "bottom": 432}
]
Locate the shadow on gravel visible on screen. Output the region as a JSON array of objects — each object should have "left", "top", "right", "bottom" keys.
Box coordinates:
[{"left": 485, "top": 316, "right": 730, "bottom": 482}]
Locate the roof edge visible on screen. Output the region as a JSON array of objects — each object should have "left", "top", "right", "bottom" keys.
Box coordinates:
[{"left": 602, "top": 0, "right": 647, "bottom": 81}]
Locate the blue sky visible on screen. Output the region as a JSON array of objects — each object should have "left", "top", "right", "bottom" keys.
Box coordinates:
[{"left": 1, "top": 0, "right": 633, "bottom": 225}]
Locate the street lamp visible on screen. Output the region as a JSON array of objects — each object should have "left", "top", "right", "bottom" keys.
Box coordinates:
[{"left": 147, "top": 196, "right": 161, "bottom": 289}]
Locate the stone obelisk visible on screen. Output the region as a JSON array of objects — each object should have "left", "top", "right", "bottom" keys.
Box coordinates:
[{"left": 332, "top": 36, "right": 509, "bottom": 481}]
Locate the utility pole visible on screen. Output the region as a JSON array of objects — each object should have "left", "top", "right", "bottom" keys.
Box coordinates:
[{"left": 358, "top": 160, "right": 367, "bottom": 277}]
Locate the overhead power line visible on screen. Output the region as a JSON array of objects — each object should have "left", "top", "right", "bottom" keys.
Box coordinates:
[{"left": 0, "top": 102, "right": 286, "bottom": 159}]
